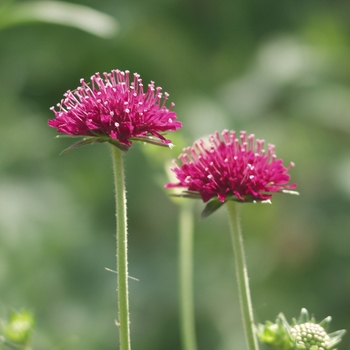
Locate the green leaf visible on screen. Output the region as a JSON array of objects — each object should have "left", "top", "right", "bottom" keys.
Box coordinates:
[{"left": 0, "top": 1, "right": 119, "bottom": 38}]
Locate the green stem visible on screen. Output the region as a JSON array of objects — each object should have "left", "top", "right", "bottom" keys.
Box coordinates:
[
  {"left": 179, "top": 202, "right": 197, "bottom": 350},
  {"left": 226, "top": 200, "right": 259, "bottom": 350},
  {"left": 110, "top": 145, "right": 131, "bottom": 350}
]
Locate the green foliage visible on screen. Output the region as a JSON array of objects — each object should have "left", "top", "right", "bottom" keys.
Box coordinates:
[
  {"left": 1, "top": 309, "right": 35, "bottom": 349},
  {"left": 258, "top": 318, "right": 292, "bottom": 350},
  {"left": 0, "top": 1, "right": 118, "bottom": 37}
]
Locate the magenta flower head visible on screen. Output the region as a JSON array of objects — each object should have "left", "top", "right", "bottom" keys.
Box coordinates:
[
  {"left": 48, "top": 69, "right": 182, "bottom": 152},
  {"left": 165, "top": 130, "right": 298, "bottom": 217}
]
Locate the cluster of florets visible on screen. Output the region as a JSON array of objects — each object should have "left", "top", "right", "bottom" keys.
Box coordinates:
[
  {"left": 166, "top": 129, "right": 296, "bottom": 204},
  {"left": 48, "top": 69, "right": 181, "bottom": 150},
  {"left": 290, "top": 322, "right": 330, "bottom": 350}
]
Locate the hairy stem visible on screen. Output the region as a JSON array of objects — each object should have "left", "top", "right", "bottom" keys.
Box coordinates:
[
  {"left": 111, "top": 145, "right": 131, "bottom": 350},
  {"left": 226, "top": 200, "right": 259, "bottom": 350},
  {"left": 179, "top": 202, "right": 197, "bottom": 350}
]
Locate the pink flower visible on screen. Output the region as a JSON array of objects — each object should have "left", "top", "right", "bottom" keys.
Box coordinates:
[
  {"left": 48, "top": 69, "right": 182, "bottom": 151},
  {"left": 166, "top": 130, "right": 297, "bottom": 204}
]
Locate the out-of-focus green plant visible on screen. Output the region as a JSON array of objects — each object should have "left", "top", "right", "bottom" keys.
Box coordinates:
[
  {"left": 0, "top": 309, "right": 35, "bottom": 349},
  {"left": 258, "top": 315, "right": 292, "bottom": 350},
  {"left": 142, "top": 134, "right": 199, "bottom": 350},
  {"left": 0, "top": 0, "right": 118, "bottom": 38}
]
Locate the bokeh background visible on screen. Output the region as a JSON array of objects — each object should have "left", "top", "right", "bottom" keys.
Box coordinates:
[{"left": 1, "top": 0, "right": 350, "bottom": 349}]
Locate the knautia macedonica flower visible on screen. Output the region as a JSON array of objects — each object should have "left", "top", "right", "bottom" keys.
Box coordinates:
[
  {"left": 48, "top": 69, "right": 182, "bottom": 152},
  {"left": 258, "top": 308, "right": 346, "bottom": 350},
  {"left": 165, "top": 130, "right": 297, "bottom": 217}
]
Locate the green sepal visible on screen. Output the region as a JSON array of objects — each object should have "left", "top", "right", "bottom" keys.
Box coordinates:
[
  {"left": 130, "top": 135, "right": 174, "bottom": 148},
  {"left": 279, "top": 189, "right": 300, "bottom": 196},
  {"left": 56, "top": 135, "right": 130, "bottom": 154},
  {"left": 56, "top": 133, "right": 173, "bottom": 154},
  {"left": 170, "top": 188, "right": 298, "bottom": 219},
  {"left": 319, "top": 316, "right": 332, "bottom": 330},
  {"left": 297, "top": 308, "right": 310, "bottom": 324},
  {"left": 59, "top": 137, "right": 103, "bottom": 154},
  {"left": 327, "top": 329, "right": 347, "bottom": 348},
  {"left": 200, "top": 195, "right": 272, "bottom": 218},
  {"left": 228, "top": 195, "right": 272, "bottom": 204},
  {"left": 107, "top": 139, "right": 130, "bottom": 152},
  {"left": 201, "top": 198, "right": 225, "bottom": 218},
  {"left": 169, "top": 191, "right": 203, "bottom": 200},
  {"left": 170, "top": 191, "right": 273, "bottom": 218}
]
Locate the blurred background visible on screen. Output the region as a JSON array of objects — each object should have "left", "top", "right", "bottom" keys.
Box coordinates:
[{"left": 0, "top": 0, "right": 350, "bottom": 349}]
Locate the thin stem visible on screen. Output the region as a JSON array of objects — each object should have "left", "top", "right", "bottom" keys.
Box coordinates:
[
  {"left": 110, "top": 145, "right": 131, "bottom": 350},
  {"left": 179, "top": 201, "right": 197, "bottom": 350},
  {"left": 226, "top": 200, "right": 259, "bottom": 350}
]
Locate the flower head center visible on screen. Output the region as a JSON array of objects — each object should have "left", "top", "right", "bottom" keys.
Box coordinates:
[{"left": 290, "top": 322, "right": 330, "bottom": 350}]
